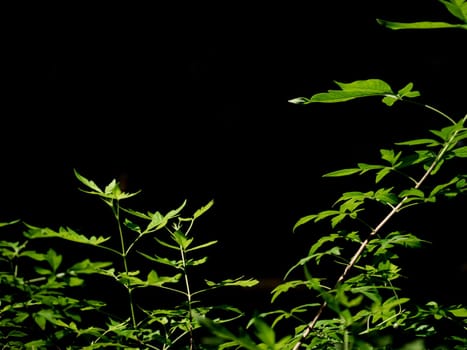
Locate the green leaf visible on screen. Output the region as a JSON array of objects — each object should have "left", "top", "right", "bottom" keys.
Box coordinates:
[
  {"left": 357, "top": 163, "right": 385, "bottom": 173},
  {"left": 24, "top": 225, "right": 110, "bottom": 246},
  {"left": 68, "top": 277, "right": 84, "bottom": 287},
  {"left": 399, "top": 188, "right": 425, "bottom": 199},
  {"left": 74, "top": 169, "right": 141, "bottom": 200},
  {"left": 452, "top": 145, "right": 467, "bottom": 157},
  {"left": 449, "top": 307, "right": 467, "bottom": 317},
  {"left": 24, "top": 340, "right": 49, "bottom": 348},
  {"left": 253, "top": 317, "right": 276, "bottom": 348},
  {"left": 270, "top": 281, "right": 301, "bottom": 301},
  {"left": 74, "top": 169, "right": 102, "bottom": 193},
  {"left": 34, "top": 266, "right": 52, "bottom": 275},
  {"left": 430, "top": 124, "right": 459, "bottom": 141},
  {"left": 308, "top": 233, "right": 340, "bottom": 256},
  {"left": 171, "top": 230, "right": 193, "bottom": 249},
  {"left": 153, "top": 237, "right": 180, "bottom": 250},
  {"left": 20, "top": 250, "right": 48, "bottom": 261},
  {"left": 397, "top": 82, "right": 420, "bottom": 98},
  {"left": 142, "top": 201, "right": 187, "bottom": 233},
  {"left": 0, "top": 219, "right": 20, "bottom": 228},
  {"left": 138, "top": 252, "right": 182, "bottom": 269},
  {"left": 380, "top": 149, "right": 400, "bottom": 164},
  {"left": 315, "top": 210, "right": 341, "bottom": 222},
  {"left": 309, "top": 79, "right": 394, "bottom": 103},
  {"left": 45, "top": 249, "right": 62, "bottom": 272},
  {"left": 192, "top": 199, "right": 214, "bottom": 219},
  {"left": 375, "top": 167, "right": 392, "bottom": 183},
  {"left": 331, "top": 213, "right": 347, "bottom": 228},
  {"left": 186, "top": 240, "right": 218, "bottom": 252},
  {"left": 377, "top": 19, "right": 467, "bottom": 30},
  {"left": 164, "top": 199, "right": 187, "bottom": 219},
  {"left": 123, "top": 218, "right": 140, "bottom": 233},
  {"left": 122, "top": 208, "right": 152, "bottom": 220},
  {"left": 205, "top": 277, "right": 259, "bottom": 288},
  {"left": 395, "top": 138, "right": 441, "bottom": 147},
  {"left": 322, "top": 168, "right": 361, "bottom": 177},
  {"left": 382, "top": 95, "right": 398, "bottom": 106},
  {"left": 293, "top": 214, "right": 318, "bottom": 232},
  {"left": 374, "top": 188, "right": 399, "bottom": 205},
  {"left": 144, "top": 212, "right": 166, "bottom": 232},
  {"left": 185, "top": 256, "right": 208, "bottom": 266},
  {"left": 429, "top": 176, "right": 461, "bottom": 198},
  {"left": 141, "top": 270, "right": 181, "bottom": 287},
  {"left": 68, "top": 259, "right": 113, "bottom": 274},
  {"left": 439, "top": 0, "right": 467, "bottom": 22}
]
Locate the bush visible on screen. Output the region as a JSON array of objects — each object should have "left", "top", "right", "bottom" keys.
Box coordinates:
[{"left": 1, "top": 1, "right": 466, "bottom": 349}]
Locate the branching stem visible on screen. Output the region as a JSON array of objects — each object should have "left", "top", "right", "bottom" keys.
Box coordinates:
[
  {"left": 292, "top": 113, "right": 465, "bottom": 349},
  {"left": 114, "top": 200, "right": 137, "bottom": 329}
]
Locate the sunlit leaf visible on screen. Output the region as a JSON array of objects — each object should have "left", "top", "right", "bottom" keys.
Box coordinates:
[
  {"left": 144, "top": 270, "right": 181, "bottom": 287},
  {"left": 380, "top": 149, "right": 400, "bottom": 164},
  {"left": 19, "top": 250, "right": 48, "bottom": 261},
  {"left": 288, "top": 96, "right": 309, "bottom": 104},
  {"left": 68, "top": 259, "right": 113, "bottom": 274},
  {"left": 323, "top": 168, "right": 361, "bottom": 177},
  {"left": 186, "top": 240, "right": 218, "bottom": 252},
  {"left": 123, "top": 218, "right": 140, "bottom": 233},
  {"left": 440, "top": 0, "right": 467, "bottom": 22},
  {"left": 153, "top": 237, "right": 180, "bottom": 250},
  {"left": 204, "top": 277, "right": 259, "bottom": 288},
  {"left": 145, "top": 211, "right": 166, "bottom": 232},
  {"left": 374, "top": 188, "right": 399, "bottom": 205},
  {"left": 395, "top": 138, "right": 441, "bottom": 147},
  {"left": 253, "top": 317, "right": 276, "bottom": 348},
  {"left": 449, "top": 307, "right": 467, "bottom": 317},
  {"left": 382, "top": 95, "right": 398, "bottom": 106},
  {"left": 309, "top": 79, "right": 394, "bottom": 103},
  {"left": 74, "top": 169, "right": 141, "bottom": 200},
  {"left": 308, "top": 233, "right": 340, "bottom": 256},
  {"left": 23, "top": 224, "right": 110, "bottom": 246},
  {"left": 375, "top": 167, "right": 392, "bottom": 183},
  {"left": 377, "top": 19, "right": 467, "bottom": 30},
  {"left": 429, "top": 176, "right": 461, "bottom": 198},
  {"left": 192, "top": 200, "right": 214, "bottom": 219},
  {"left": 0, "top": 219, "right": 20, "bottom": 228},
  {"left": 452, "top": 145, "right": 467, "bottom": 157},
  {"left": 397, "top": 82, "right": 420, "bottom": 98},
  {"left": 185, "top": 256, "right": 208, "bottom": 266},
  {"left": 138, "top": 251, "right": 182, "bottom": 269},
  {"left": 74, "top": 169, "right": 102, "bottom": 193},
  {"left": 270, "top": 280, "right": 318, "bottom": 303},
  {"left": 45, "top": 249, "right": 62, "bottom": 272},
  {"left": 331, "top": 213, "right": 347, "bottom": 227},
  {"left": 34, "top": 266, "right": 52, "bottom": 275},
  {"left": 292, "top": 214, "right": 318, "bottom": 232},
  {"left": 171, "top": 230, "right": 193, "bottom": 249},
  {"left": 358, "top": 163, "right": 385, "bottom": 173},
  {"left": 399, "top": 188, "right": 425, "bottom": 199},
  {"left": 315, "top": 210, "right": 341, "bottom": 222},
  {"left": 164, "top": 199, "right": 187, "bottom": 220}
]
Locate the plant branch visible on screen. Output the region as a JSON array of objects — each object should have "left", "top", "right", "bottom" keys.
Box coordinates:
[
  {"left": 113, "top": 199, "right": 137, "bottom": 329},
  {"left": 292, "top": 115, "right": 464, "bottom": 349}
]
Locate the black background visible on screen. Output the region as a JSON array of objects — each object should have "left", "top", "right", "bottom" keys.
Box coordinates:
[{"left": 2, "top": 1, "right": 466, "bottom": 309}]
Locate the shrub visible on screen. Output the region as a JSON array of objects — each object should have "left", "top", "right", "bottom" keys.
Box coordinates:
[{"left": 1, "top": 1, "right": 466, "bottom": 349}]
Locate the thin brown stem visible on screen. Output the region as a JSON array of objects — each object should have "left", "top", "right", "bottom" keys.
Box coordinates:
[{"left": 292, "top": 118, "right": 463, "bottom": 349}]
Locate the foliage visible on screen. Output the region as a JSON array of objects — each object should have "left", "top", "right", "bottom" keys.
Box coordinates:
[
  {"left": 1, "top": 173, "right": 258, "bottom": 349},
  {"left": 198, "top": 1, "right": 467, "bottom": 349},
  {"left": 1, "top": 1, "right": 466, "bottom": 349}
]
